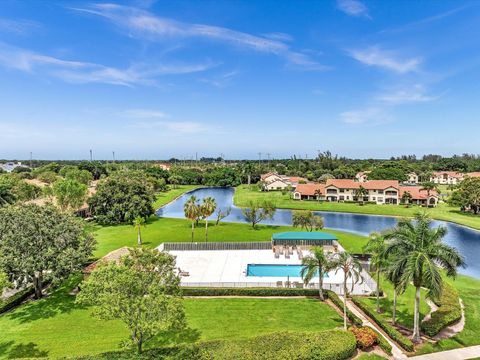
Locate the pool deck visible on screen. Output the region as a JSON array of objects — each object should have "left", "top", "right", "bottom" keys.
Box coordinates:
[{"left": 165, "top": 248, "right": 375, "bottom": 295}]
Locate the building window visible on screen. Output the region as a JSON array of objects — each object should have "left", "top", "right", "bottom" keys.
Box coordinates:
[
  {"left": 339, "top": 189, "right": 345, "bottom": 193},
  {"left": 378, "top": 190, "right": 384, "bottom": 194},
  {"left": 339, "top": 196, "right": 345, "bottom": 201}
]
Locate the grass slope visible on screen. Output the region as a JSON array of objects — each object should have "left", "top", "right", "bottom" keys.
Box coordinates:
[
  {"left": 234, "top": 185, "right": 480, "bottom": 230},
  {"left": 152, "top": 185, "right": 202, "bottom": 209},
  {"left": 0, "top": 276, "right": 342, "bottom": 359},
  {"left": 89, "top": 217, "right": 369, "bottom": 258}
]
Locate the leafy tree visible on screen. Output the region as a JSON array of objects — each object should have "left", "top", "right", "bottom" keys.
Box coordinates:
[
  {"left": 363, "top": 232, "right": 388, "bottom": 313},
  {"left": 449, "top": 177, "right": 480, "bottom": 214},
  {"left": 0, "top": 271, "right": 11, "bottom": 293},
  {"left": 76, "top": 248, "right": 185, "bottom": 353},
  {"left": 200, "top": 197, "right": 217, "bottom": 242},
  {"left": 167, "top": 175, "right": 182, "bottom": 189},
  {"left": 292, "top": 210, "right": 324, "bottom": 231},
  {"left": 330, "top": 252, "right": 363, "bottom": 330},
  {"left": 215, "top": 206, "right": 231, "bottom": 225},
  {"left": 78, "top": 161, "right": 108, "bottom": 180},
  {"left": 133, "top": 216, "right": 147, "bottom": 246},
  {"left": 36, "top": 170, "right": 58, "bottom": 184},
  {"left": 401, "top": 191, "right": 412, "bottom": 206},
  {"left": 300, "top": 247, "right": 331, "bottom": 301},
  {"left": 420, "top": 181, "right": 439, "bottom": 198},
  {"left": 242, "top": 200, "right": 276, "bottom": 228},
  {"left": 384, "top": 213, "right": 465, "bottom": 342},
  {"left": 0, "top": 204, "right": 95, "bottom": 298},
  {"left": 203, "top": 167, "right": 241, "bottom": 187},
  {"left": 88, "top": 176, "right": 154, "bottom": 225},
  {"left": 0, "top": 182, "right": 16, "bottom": 207},
  {"left": 64, "top": 169, "right": 93, "bottom": 185},
  {"left": 184, "top": 195, "right": 200, "bottom": 242},
  {"left": 368, "top": 166, "right": 407, "bottom": 182},
  {"left": 53, "top": 179, "right": 88, "bottom": 211}
]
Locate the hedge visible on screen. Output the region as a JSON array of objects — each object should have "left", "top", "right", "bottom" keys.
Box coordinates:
[
  {"left": 182, "top": 287, "right": 321, "bottom": 297},
  {"left": 369, "top": 327, "right": 393, "bottom": 355},
  {"left": 325, "top": 290, "right": 363, "bottom": 326},
  {"left": 421, "top": 283, "right": 462, "bottom": 337},
  {"left": 352, "top": 297, "right": 414, "bottom": 352},
  {"left": 0, "top": 286, "right": 35, "bottom": 314},
  {"left": 75, "top": 330, "right": 357, "bottom": 360}
]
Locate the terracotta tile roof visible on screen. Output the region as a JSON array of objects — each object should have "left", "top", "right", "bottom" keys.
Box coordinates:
[
  {"left": 400, "top": 186, "right": 438, "bottom": 200},
  {"left": 466, "top": 172, "right": 480, "bottom": 178},
  {"left": 326, "top": 179, "right": 399, "bottom": 190},
  {"left": 432, "top": 171, "right": 464, "bottom": 178},
  {"left": 294, "top": 183, "right": 325, "bottom": 196},
  {"left": 261, "top": 172, "right": 277, "bottom": 180},
  {"left": 287, "top": 176, "right": 308, "bottom": 183}
]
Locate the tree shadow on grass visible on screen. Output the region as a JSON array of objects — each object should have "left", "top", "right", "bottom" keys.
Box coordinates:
[
  {"left": 8, "top": 275, "right": 87, "bottom": 324},
  {"left": 149, "top": 327, "right": 201, "bottom": 348},
  {"left": 0, "top": 341, "right": 49, "bottom": 359}
]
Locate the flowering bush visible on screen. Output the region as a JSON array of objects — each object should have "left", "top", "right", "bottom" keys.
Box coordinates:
[{"left": 349, "top": 326, "right": 377, "bottom": 349}]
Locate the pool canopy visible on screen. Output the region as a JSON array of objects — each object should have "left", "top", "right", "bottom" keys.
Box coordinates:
[{"left": 271, "top": 232, "right": 337, "bottom": 246}]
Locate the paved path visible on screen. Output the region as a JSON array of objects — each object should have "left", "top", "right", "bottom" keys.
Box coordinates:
[
  {"left": 410, "top": 345, "right": 480, "bottom": 360},
  {"left": 342, "top": 297, "right": 407, "bottom": 359}
]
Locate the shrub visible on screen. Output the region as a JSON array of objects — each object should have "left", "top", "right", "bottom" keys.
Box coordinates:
[
  {"left": 421, "top": 283, "right": 462, "bottom": 337},
  {"left": 349, "top": 326, "right": 377, "bottom": 349},
  {"left": 369, "top": 328, "right": 393, "bottom": 355},
  {"left": 325, "top": 290, "right": 363, "bottom": 326},
  {"left": 181, "top": 287, "right": 321, "bottom": 297},
  {"left": 74, "top": 330, "right": 357, "bottom": 360},
  {"left": 0, "top": 286, "right": 35, "bottom": 314},
  {"left": 352, "top": 297, "right": 414, "bottom": 352}
]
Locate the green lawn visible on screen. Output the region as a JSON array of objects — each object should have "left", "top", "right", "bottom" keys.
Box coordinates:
[
  {"left": 234, "top": 185, "right": 480, "bottom": 230},
  {"left": 89, "top": 217, "right": 369, "bottom": 258},
  {"left": 353, "top": 275, "right": 430, "bottom": 330},
  {"left": 0, "top": 276, "right": 342, "bottom": 359},
  {"left": 152, "top": 185, "right": 202, "bottom": 209},
  {"left": 355, "top": 354, "right": 387, "bottom": 360}
]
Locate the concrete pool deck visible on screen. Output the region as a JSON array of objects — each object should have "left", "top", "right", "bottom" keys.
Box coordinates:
[{"left": 162, "top": 247, "right": 375, "bottom": 295}]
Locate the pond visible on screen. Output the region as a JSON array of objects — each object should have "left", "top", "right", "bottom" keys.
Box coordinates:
[{"left": 156, "top": 187, "right": 480, "bottom": 278}]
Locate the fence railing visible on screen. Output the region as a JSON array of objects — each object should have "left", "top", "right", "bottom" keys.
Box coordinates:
[{"left": 160, "top": 242, "right": 272, "bottom": 251}]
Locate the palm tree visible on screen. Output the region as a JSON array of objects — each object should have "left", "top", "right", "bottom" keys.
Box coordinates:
[
  {"left": 300, "top": 247, "right": 331, "bottom": 301},
  {"left": 314, "top": 188, "right": 322, "bottom": 202},
  {"left": 384, "top": 213, "right": 465, "bottom": 342},
  {"left": 363, "top": 232, "right": 388, "bottom": 313},
  {"left": 384, "top": 261, "right": 407, "bottom": 326},
  {"left": 132, "top": 216, "right": 146, "bottom": 246},
  {"left": 354, "top": 186, "right": 368, "bottom": 205},
  {"left": 201, "top": 197, "right": 217, "bottom": 242},
  {"left": 330, "top": 251, "right": 364, "bottom": 330},
  {"left": 184, "top": 195, "right": 200, "bottom": 242},
  {"left": 401, "top": 191, "right": 412, "bottom": 207},
  {"left": 420, "top": 181, "right": 439, "bottom": 199}
]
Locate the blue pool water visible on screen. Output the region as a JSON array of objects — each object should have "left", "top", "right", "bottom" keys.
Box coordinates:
[
  {"left": 247, "top": 264, "right": 329, "bottom": 278},
  {"left": 156, "top": 187, "right": 480, "bottom": 278}
]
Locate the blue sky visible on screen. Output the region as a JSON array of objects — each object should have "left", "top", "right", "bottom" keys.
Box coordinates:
[{"left": 1, "top": 0, "right": 480, "bottom": 160}]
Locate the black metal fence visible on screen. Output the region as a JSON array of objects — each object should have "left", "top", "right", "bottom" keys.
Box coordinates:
[{"left": 159, "top": 242, "right": 272, "bottom": 251}]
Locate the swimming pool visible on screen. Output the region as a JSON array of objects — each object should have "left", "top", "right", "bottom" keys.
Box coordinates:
[{"left": 247, "top": 264, "right": 329, "bottom": 278}]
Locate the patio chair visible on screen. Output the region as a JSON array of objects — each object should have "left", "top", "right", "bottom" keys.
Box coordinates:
[
  {"left": 276, "top": 281, "right": 283, "bottom": 287},
  {"left": 285, "top": 251, "right": 290, "bottom": 259},
  {"left": 295, "top": 282, "right": 304, "bottom": 289},
  {"left": 284, "top": 281, "right": 291, "bottom": 288},
  {"left": 274, "top": 248, "right": 280, "bottom": 259}
]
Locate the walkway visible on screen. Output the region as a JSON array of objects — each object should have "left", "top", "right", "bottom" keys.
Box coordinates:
[
  {"left": 342, "top": 297, "right": 407, "bottom": 359},
  {"left": 410, "top": 345, "right": 480, "bottom": 360}
]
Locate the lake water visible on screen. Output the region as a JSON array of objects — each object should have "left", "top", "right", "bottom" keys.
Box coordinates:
[{"left": 156, "top": 187, "right": 480, "bottom": 278}]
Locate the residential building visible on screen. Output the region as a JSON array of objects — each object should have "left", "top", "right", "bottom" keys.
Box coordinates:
[
  {"left": 293, "top": 183, "right": 325, "bottom": 200},
  {"left": 0, "top": 162, "right": 24, "bottom": 173},
  {"left": 399, "top": 186, "right": 438, "bottom": 207},
  {"left": 430, "top": 171, "right": 464, "bottom": 185},
  {"left": 325, "top": 179, "right": 400, "bottom": 204},
  {"left": 260, "top": 173, "right": 308, "bottom": 191},
  {"left": 156, "top": 163, "right": 171, "bottom": 171},
  {"left": 355, "top": 171, "right": 370, "bottom": 182},
  {"left": 405, "top": 172, "right": 419, "bottom": 185}
]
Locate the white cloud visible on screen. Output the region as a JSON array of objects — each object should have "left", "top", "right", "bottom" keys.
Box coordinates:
[
  {"left": 377, "top": 84, "right": 438, "bottom": 105},
  {"left": 0, "top": 18, "right": 41, "bottom": 35},
  {"left": 121, "top": 109, "right": 168, "bottom": 118},
  {"left": 349, "top": 46, "right": 421, "bottom": 73},
  {"left": 72, "top": 3, "right": 328, "bottom": 71},
  {"left": 129, "top": 120, "right": 207, "bottom": 133},
  {"left": 0, "top": 42, "right": 215, "bottom": 86},
  {"left": 199, "top": 70, "right": 240, "bottom": 88},
  {"left": 337, "top": 0, "right": 370, "bottom": 18},
  {"left": 340, "top": 107, "right": 391, "bottom": 125}
]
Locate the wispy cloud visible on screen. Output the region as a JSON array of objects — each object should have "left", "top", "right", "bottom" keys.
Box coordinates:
[
  {"left": 340, "top": 107, "right": 391, "bottom": 125},
  {"left": 349, "top": 46, "right": 421, "bottom": 73},
  {"left": 0, "top": 18, "right": 42, "bottom": 35},
  {"left": 121, "top": 109, "right": 168, "bottom": 118},
  {"left": 337, "top": 0, "right": 370, "bottom": 19},
  {"left": 71, "top": 3, "right": 328, "bottom": 71},
  {"left": 377, "top": 84, "right": 438, "bottom": 105},
  {"left": 199, "top": 70, "right": 240, "bottom": 88},
  {"left": 0, "top": 42, "right": 215, "bottom": 86}
]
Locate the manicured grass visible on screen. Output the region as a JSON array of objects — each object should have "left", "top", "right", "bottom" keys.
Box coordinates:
[
  {"left": 234, "top": 185, "right": 480, "bottom": 230},
  {"left": 355, "top": 354, "right": 387, "bottom": 360},
  {"left": 152, "top": 185, "right": 202, "bottom": 209},
  {"left": 415, "top": 275, "right": 480, "bottom": 355},
  {"left": 0, "top": 276, "right": 342, "bottom": 359},
  {"left": 353, "top": 275, "right": 430, "bottom": 330},
  {"left": 88, "top": 217, "right": 369, "bottom": 258}
]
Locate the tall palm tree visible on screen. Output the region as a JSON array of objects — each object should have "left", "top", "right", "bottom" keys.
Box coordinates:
[
  {"left": 201, "top": 197, "right": 217, "bottom": 242},
  {"left": 132, "top": 216, "right": 146, "bottom": 246},
  {"left": 184, "top": 195, "right": 200, "bottom": 242},
  {"left": 354, "top": 186, "right": 368, "bottom": 205},
  {"left": 300, "top": 247, "right": 331, "bottom": 301},
  {"left": 384, "top": 213, "right": 465, "bottom": 342},
  {"left": 384, "top": 261, "right": 407, "bottom": 326},
  {"left": 401, "top": 191, "right": 412, "bottom": 207},
  {"left": 420, "top": 181, "right": 439, "bottom": 199},
  {"left": 363, "top": 232, "right": 388, "bottom": 313},
  {"left": 331, "top": 251, "right": 364, "bottom": 330}
]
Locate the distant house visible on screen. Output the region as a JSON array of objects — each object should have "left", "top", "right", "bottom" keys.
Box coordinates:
[
  {"left": 430, "top": 171, "right": 464, "bottom": 185},
  {"left": 260, "top": 173, "right": 308, "bottom": 191},
  {"left": 405, "top": 172, "right": 419, "bottom": 185},
  {"left": 324, "top": 179, "right": 400, "bottom": 205},
  {"left": 156, "top": 163, "right": 171, "bottom": 171},
  {"left": 0, "top": 162, "right": 25, "bottom": 173},
  {"left": 399, "top": 186, "right": 438, "bottom": 207},
  {"left": 355, "top": 171, "right": 370, "bottom": 182},
  {"left": 293, "top": 183, "right": 325, "bottom": 200}
]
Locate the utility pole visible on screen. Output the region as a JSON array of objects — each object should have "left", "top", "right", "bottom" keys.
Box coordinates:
[
  {"left": 258, "top": 152, "right": 262, "bottom": 166},
  {"left": 195, "top": 152, "right": 198, "bottom": 163},
  {"left": 89, "top": 149, "right": 93, "bottom": 161},
  {"left": 112, "top": 151, "right": 115, "bottom": 162},
  {"left": 29, "top": 152, "right": 32, "bottom": 168},
  {"left": 267, "top": 153, "right": 271, "bottom": 169}
]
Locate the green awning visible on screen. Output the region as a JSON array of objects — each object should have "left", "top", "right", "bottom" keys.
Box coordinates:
[{"left": 271, "top": 232, "right": 337, "bottom": 241}]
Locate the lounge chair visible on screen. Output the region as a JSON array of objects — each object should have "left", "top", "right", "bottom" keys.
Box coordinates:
[
  {"left": 285, "top": 251, "right": 290, "bottom": 259},
  {"left": 284, "top": 281, "right": 291, "bottom": 288},
  {"left": 276, "top": 281, "right": 283, "bottom": 287},
  {"left": 295, "top": 282, "right": 304, "bottom": 289}
]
